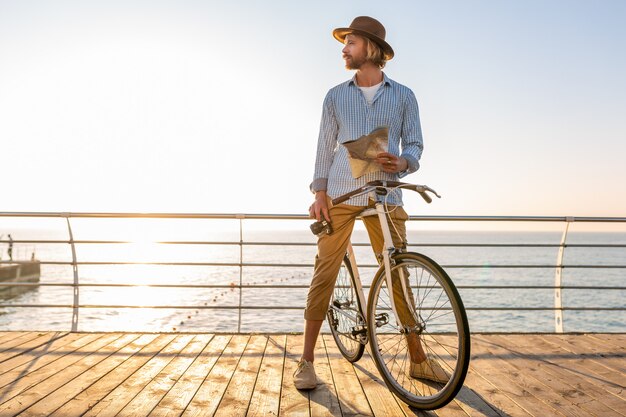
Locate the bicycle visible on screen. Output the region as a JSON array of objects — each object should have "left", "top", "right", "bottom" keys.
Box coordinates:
[{"left": 324, "top": 180, "right": 470, "bottom": 410}]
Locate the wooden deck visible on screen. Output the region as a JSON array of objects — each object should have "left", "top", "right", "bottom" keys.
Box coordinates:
[{"left": 0, "top": 332, "right": 624, "bottom": 416}]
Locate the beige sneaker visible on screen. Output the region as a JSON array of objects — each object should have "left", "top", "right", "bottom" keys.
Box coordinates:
[
  {"left": 410, "top": 358, "right": 449, "bottom": 383},
  {"left": 293, "top": 359, "right": 317, "bottom": 390}
]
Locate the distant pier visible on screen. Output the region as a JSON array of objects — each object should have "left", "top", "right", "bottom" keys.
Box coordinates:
[{"left": 0, "top": 261, "right": 40, "bottom": 299}]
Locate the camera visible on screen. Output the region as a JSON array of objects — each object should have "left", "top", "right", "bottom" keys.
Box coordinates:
[{"left": 310, "top": 216, "right": 333, "bottom": 237}]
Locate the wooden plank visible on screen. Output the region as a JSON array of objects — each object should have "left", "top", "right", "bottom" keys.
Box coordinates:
[
  {"left": 181, "top": 334, "right": 250, "bottom": 417},
  {"left": 589, "top": 333, "right": 626, "bottom": 346},
  {"left": 0, "top": 332, "right": 24, "bottom": 344},
  {"left": 0, "top": 332, "right": 67, "bottom": 361},
  {"left": 468, "top": 335, "right": 571, "bottom": 417},
  {"left": 504, "top": 334, "right": 625, "bottom": 397},
  {"left": 323, "top": 333, "right": 374, "bottom": 417},
  {"left": 18, "top": 333, "right": 158, "bottom": 417},
  {"left": 551, "top": 334, "right": 626, "bottom": 374},
  {"left": 577, "top": 334, "right": 626, "bottom": 351},
  {"left": 0, "top": 333, "right": 102, "bottom": 388},
  {"left": 356, "top": 334, "right": 470, "bottom": 417},
  {"left": 213, "top": 335, "right": 269, "bottom": 417},
  {"left": 0, "top": 332, "right": 86, "bottom": 375},
  {"left": 0, "top": 333, "right": 121, "bottom": 405},
  {"left": 414, "top": 335, "right": 486, "bottom": 417},
  {"left": 350, "top": 348, "right": 409, "bottom": 417},
  {"left": 148, "top": 335, "right": 231, "bottom": 417},
  {"left": 429, "top": 334, "right": 531, "bottom": 417},
  {"left": 118, "top": 334, "right": 213, "bottom": 416},
  {"left": 587, "top": 334, "right": 626, "bottom": 352},
  {"left": 246, "top": 335, "right": 286, "bottom": 417},
  {"left": 491, "top": 334, "right": 626, "bottom": 417},
  {"left": 309, "top": 335, "right": 342, "bottom": 417},
  {"left": 82, "top": 334, "right": 196, "bottom": 417},
  {"left": 279, "top": 334, "right": 312, "bottom": 417},
  {"left": 50, "top": 333, "right": 178, "bottom": 417},
  {"left": 442, "top": 364, "right": 531, "bottom": 417},
  {"left": 529, "top": 335, "right": 626, "bottom": 417},
  {"left": 0, "top": 333, "right": 19, "bottom": 347},
  {"left": 0, "top": 333, "right": 138, "bottom": 416},
  {"left": 0, "top": 332, "right": 36, "bottom": 351},
  {"left": 477, "top": 334, "right": 612, "bottom": 417}
]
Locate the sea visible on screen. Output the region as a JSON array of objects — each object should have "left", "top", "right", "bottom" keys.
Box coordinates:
[{"left": 1, "top": 218, "right": 625, "bottom": 334}]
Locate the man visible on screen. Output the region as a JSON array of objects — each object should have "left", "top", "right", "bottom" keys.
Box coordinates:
[{"left": 294, "top": 16, "right": 447, "bottom": 390}]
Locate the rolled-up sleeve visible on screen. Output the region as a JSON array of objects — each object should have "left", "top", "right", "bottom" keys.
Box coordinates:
[
  {"left": 310, "top": 92, "right": 339, "bottom": 192},
  {"left": 399, "top": 90, "right": 424, "bottom": 178}
]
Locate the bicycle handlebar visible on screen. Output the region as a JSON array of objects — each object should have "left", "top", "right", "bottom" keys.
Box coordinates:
[{"left": 331, "top": 180, "right": 441, "bottom": 206}]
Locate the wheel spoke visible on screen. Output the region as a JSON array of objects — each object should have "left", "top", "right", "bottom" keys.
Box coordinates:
[{"left": 328, "top": 256, "right": 365, "bottom": 363}]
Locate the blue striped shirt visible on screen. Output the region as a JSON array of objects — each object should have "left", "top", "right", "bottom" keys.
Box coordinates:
[{"left": 311, "top": 73, "right": 424, "bottom": 206}]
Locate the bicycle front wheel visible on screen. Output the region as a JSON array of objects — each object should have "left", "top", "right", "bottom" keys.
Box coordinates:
[
  {"left": 367, "top": 252, "right": 470, "bottom": 409},
  {"left": 327, "top": 254, "right": 366, "bottom": 363}
]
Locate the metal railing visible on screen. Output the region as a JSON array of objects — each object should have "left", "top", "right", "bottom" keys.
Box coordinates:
[{"left": 1, "top": 212, "right": 625, "bottom": 333}]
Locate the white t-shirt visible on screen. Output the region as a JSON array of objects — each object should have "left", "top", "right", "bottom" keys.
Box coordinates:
[{"left": 359, "top": 81, "right": 383, "bottom": 105}]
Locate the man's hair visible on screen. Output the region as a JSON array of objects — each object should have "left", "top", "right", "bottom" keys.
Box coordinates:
[{"left": 363, "top": 36, "right": 387, "bottom": 69}]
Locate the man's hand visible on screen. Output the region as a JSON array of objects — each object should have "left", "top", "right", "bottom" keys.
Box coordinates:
[
  {"left": 375, "top": 152, "right": 408, "bottom": 173},
  {"left": 309, "top": 191, "right": 330, "bottom": 221}
]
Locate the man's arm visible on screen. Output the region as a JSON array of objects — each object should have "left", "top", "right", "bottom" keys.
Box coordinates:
[
  {"left": 309, "top": 92, "right": 338, "bottom": 220},
  {"left": 398, "top": 89, "right": 424, "bottom": 177}
]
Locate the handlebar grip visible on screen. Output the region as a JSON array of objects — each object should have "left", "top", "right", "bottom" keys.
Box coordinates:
[
  {"left": 418, "top": 191, "right": 432, "bottom": 204},
  {"left": 332, "top": 195, "right": 350, "bottom": 205},
  {"left": 331, "top": 184, "right": 370, "bottom": 206}
]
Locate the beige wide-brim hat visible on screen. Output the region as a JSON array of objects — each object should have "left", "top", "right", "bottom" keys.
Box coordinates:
[{"left": 332, "top": 16, "right": 394, "bottom": 60}]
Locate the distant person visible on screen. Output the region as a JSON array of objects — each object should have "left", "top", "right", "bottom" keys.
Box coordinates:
[
  {"left": 294, "top": 16, "right": 445, "bottom": 390},
  {"left": 8, "top": 234, "right": 13, "bottom": 261}
]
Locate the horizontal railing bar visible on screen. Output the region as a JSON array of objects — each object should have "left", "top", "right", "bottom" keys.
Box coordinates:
[
  {"left": 2, "top": 212, "right": 626, "bottom": 222},
  {"left": 4, "top": 260, "right": 625, "bottom": 269},
  {"left": 408, "top": 216, "right": 626, "bottom": 222},
  {"left": 1, "top": 282, "right": 625, "bottom": 290},
  {"left": 3, "top": 239, "right": 626, "bottom": 249},
  {"left": 1, "top": 304, "right": 624, "bottom": 311}
]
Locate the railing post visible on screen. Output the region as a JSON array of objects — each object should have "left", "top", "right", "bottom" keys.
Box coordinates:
[
  {"left": 554, "top": 217, "right": 573, "bottom": 333},
  {"left": 236, "top": 214, "right": 244, "bottom": 333},
  {"left": 65, "top": 216, "right": 80, "bottom": 332}
]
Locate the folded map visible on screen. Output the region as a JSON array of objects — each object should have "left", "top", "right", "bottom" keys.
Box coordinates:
[{"left": 342, "top": 126, "right": 389, "bottom": 178}]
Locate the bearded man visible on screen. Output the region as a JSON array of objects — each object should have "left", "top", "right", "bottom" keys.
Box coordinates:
[{"left": 294, "top": 16, "right": 447, "bottom": 390}]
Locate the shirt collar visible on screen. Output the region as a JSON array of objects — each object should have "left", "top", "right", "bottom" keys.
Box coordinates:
[{"left": 349, "top": 72, "right": 392, "bottom": 87}]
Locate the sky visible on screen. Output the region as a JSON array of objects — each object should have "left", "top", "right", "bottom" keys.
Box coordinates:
[{"left": 1, "top": 0, "right": 625, "bottom": 219}]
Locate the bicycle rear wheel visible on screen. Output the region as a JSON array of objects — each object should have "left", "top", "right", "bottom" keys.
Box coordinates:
[
  {"left": 327, "top": 254, "right": 366, "bottom": 363},
  {"left": 367, "top": 252, "right": 470, "bottom": 409}
]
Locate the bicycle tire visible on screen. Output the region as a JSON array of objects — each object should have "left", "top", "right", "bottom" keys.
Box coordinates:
[
  {"left": 367, "top": 252, "right": 470, "bottom": 409},
  {"left": 327, "top": 254, "right": 366, "bottom": 363}
]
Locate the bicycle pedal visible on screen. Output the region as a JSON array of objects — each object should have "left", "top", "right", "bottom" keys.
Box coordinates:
[
  {"left": 351, "top": 327, "right": 367, "bottom": 336},
  {"left": 333, "top": 299, "right": 352, "bottom": 308},
  {"left": 375, "top": 313, "right": 389, "bottom": 327}
]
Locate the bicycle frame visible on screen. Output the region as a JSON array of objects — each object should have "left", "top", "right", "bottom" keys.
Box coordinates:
[{"left": 341, "top": 189, "right": 420, "bottom": 339}]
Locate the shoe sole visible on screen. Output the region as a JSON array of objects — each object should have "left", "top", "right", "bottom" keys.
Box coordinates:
[
  {"left": 410, "top": 375, "right": 448, "bottom": 383},
  {"left": 294, "top": 381, "right": 317, "bottom": 390}
]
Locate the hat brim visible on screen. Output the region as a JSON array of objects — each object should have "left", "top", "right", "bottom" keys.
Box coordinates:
[{"left": 333, "top": 28, "right": 394, "bottom": 60}]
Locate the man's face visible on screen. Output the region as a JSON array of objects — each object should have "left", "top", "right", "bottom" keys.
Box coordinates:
[{"left": 342, "top": 34, "right": 367, "bottom": 70}]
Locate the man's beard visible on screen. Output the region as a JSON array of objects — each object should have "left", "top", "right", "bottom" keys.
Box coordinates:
[{"left": 344, "top": 54, "right": 366, "bottom": 70}]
